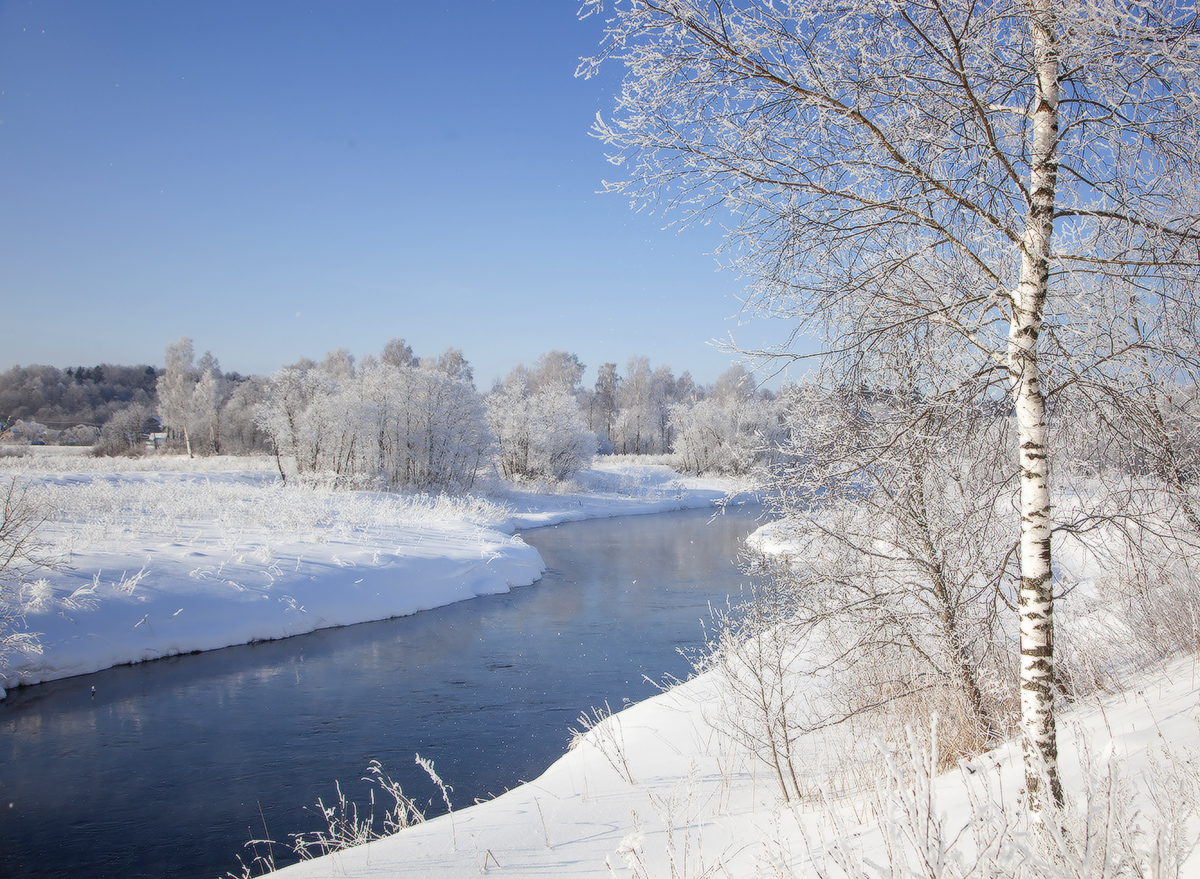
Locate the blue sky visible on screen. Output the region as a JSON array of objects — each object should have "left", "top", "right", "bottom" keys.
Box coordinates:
[{"left": 0, "top": 0, "right": 800, "bottom": 389}]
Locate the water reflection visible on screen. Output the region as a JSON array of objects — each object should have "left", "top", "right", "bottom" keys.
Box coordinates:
[{"left": 0, "top": 504, "right": 763, "bottom": 879}]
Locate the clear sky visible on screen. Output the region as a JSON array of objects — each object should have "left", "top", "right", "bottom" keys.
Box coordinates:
[{"left": 0, "top": 0, "right": 802, "bottom": 390}]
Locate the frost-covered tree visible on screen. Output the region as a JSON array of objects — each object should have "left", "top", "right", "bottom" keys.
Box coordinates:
[
  {"left": 671, "top": 369, "right": 697, "bottom": 405},
  {"left": 612, "top": 356, "right": 675, "bottom": 455},
  {"left": 362, "top": 360, "right": 490, "bottom": 492},
  {"left": 528, "top": 350, "right": 586, "bottom": 396},
  {"left": 217, "top": 377, "right": 270, "bottom": 455},
  {"left": 771, "top": 350, "right": 1017, "bottom": 754},
  {"left": 709, "top": 364, "right": 754, "bottom": 405},
  {"left": 319, "top": 348, "right": 356, "bottom": 382},
  {"left": 585, "top": 361, "right": 621, "bottom": 452},
  {"left": 257, "top": 350, "right": 489, "bottom": 491},
  {"left": 188, "top": 351, "right": 228, "bottom": 456},
  {"left": 671, "top": 364, "right": 779, "bottom": 475},
  {"left": 423, "top": 346, "right": 474, "bottom": 386},
  {"left": 488, "top": 363, "right": 597, "bottom": 482},
  {"left": 584, "top": 0, "right": 1200, "bottom": 812},
  {"left": 155, "top": 338, "right": 230, "bottom": 457},
  {"left": 157, "top": 336, "right": 197, "bottom": 456},
  {"left": 256, "top": 357, "right": 338, "bottom": 479},
  {"left": 381, "top": 338, "right": 417, "bottom": 369}
]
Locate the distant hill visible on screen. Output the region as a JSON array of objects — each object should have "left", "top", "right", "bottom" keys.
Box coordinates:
[{"left": 0, "top": 363, "right": 161, "bottom": 430}]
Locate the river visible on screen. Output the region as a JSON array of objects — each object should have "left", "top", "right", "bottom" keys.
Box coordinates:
[{"left": 0, "top": 503, "right": 763, "bottom": 879}]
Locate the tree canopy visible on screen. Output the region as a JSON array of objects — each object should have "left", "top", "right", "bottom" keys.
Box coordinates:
[{"left": 583, "top": 0, "right": 1200, "bottom": 814}]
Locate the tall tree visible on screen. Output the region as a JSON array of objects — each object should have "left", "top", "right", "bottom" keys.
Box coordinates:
[
  {"left": 425, "top": 347, "right": 474, "bottom": 386},
  {"left": 190, "top": 351, "right": 227, "bottom": 455},
  {"left": 381, "top": 338, "right": 417, "bottom": 369},
  {"left": 614, "top": 356, "right": 673, "bottom": 454},
  {"left": 157, "top": 337, "right": 197, "bottom": 457},
  {"left": 588, "top": 362, "right": 621, "bottom": 450},
  {"left": 528, "top": 350, "right": 587, "bottom": 396},
  {"left": 585, "top": 0, "right": 1200, "bottom": 815}
]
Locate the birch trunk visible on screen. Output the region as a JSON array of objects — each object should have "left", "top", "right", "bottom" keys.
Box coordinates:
[{"left": 1011, "top": 0, "right": 1064, "bottom": 815}]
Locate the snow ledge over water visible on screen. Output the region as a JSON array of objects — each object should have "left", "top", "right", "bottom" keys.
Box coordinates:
[{"left": 3, "top": 456, "right": 753, "bottom": 693}]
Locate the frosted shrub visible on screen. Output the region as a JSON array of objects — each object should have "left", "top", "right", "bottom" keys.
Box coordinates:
[
  {"left": 792, "top": 725, "right": 1200, "bottom": 879},
  {"left": 488, "top": 375, "right": 596, "bottom": 482},
  {"left": 256, "top": 360, "right": 491, "bottom": 492},
  {"left": 0, "top": 478, "right": 53, "bottom": 684}
]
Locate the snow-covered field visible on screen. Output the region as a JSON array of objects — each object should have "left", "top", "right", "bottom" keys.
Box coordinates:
[{"left": 1, "top": 452, "right": 751, "bottom": 693}]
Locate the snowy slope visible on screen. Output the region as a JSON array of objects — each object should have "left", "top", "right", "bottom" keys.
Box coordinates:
[{"left": 272, "top": 654, "right": 1200, "bottom": 878}]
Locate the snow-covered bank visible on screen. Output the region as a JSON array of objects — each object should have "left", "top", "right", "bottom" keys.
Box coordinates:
[
  {"left": 2, "top": 454, "right": 753, "bottom": 692},
  {"left": 254, "top": 499, "right": 1200, "bottom": 879},
  {"left": 271, "top": 651, "right": 1200, "bottom": 879}
]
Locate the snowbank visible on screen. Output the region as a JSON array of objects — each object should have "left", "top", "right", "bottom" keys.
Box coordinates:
[
  {"left": 3, "top": 454, "right": 752, "bottom": 691},
  {"left": 271, "top": 649, "right": 1200, "bottom": 879}
]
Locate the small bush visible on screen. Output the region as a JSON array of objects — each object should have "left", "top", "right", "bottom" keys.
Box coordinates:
[{"left": 92, "top": 405, "right": 149, "bottom": 457}]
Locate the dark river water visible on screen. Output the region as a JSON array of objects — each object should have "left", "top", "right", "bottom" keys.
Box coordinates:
[{"left": 0, "top": 503, "right": 764, "bottom": 879}]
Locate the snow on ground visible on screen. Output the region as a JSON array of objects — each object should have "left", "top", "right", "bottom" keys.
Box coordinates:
[
  {"left": 2, "top": 452, "right": 752, "bottom": 693},
  {"left": 271, "top": 651, "right": 1200, "bottom": 879}
]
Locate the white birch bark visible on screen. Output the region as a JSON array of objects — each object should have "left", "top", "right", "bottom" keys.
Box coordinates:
[{"left": 1010, "top": 0, "right": 1063, "bottom": 814}]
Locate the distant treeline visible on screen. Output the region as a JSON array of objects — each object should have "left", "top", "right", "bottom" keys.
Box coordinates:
[
  {"left": 0, "top": 344, "right": 787, "bottom": 480},
  {"left": 0, "top": 364, "right": 161, "bottom": 429}
]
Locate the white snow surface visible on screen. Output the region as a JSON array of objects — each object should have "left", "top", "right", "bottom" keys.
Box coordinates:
[
  {"left": 3, "top": 453, "right": 751, "bottom": 691},
  {"left": 272, "top": 654, "right": 1200, "bottom": 879}
]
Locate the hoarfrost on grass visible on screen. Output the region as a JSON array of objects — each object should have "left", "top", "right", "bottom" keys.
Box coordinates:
[{"left": 0, "top": 451, "right": 742, "bottom": 690}]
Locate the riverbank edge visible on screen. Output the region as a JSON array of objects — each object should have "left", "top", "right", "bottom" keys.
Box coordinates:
[
  {"left": 2, "top": 460, "right": 761, "bottom": 696},
  {"left": 269, "top": 638, "right": 1200, "bottom": 879}
]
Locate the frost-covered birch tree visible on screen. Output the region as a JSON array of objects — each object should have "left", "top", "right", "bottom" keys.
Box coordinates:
[
  {"left": 156, "top": 338, "right": 230, "bottom": 457},
  {"left": 583, "top": 0, "right": 1200, "bottom": 814},
  {"left": 157, "top": 336, "right": 197, "bottom": 457}
]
